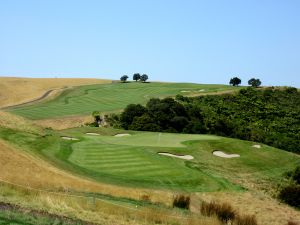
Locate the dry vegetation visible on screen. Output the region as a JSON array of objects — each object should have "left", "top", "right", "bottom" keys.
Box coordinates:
[
  {"left": 34, "top": 115, "right": 94, "bottom": 130},
  {"left": 196, "top": 192, "right": 300, "bottom": 225},
  {"left": 0, "top": 77, "right": 111, "bottom": 108}
]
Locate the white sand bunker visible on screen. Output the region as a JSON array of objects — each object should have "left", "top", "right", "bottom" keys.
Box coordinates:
[
  {"left": 86, "top": 132, "right": 100, "bottom": 136},
  {"left": 158, "top": 152, "right": 194, "bottom": 160},
  {"left": 212, "top": 150, "right": 240, "bottom": 158},
  {"left": 61, "top": 136, "right": 79, "bottom": 141},
  {"left": 181, "top": 90, "right": 191, "bottom": 93},
  {"left": 252, "top": 144, "right": 261, "bottom": 148},
  {"left": 114, "top": 133, "right": 131, "bottom": 137},
  {"left": 198, "top": 89, "right": 205, "bottom": 92}
]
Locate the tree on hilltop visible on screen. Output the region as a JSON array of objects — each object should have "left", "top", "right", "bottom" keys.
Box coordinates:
[
  {"left": 248, "top": 78, "right": 262, "bottom": 87},
  {"left": 133, "top": 73, "right": 141, "bottom": 82},
  {"left": 120, "top": 75, "right": 129, "bottom": 83},
  {"left": 229, "top": 77, "right": 241, "bottom": 86},
  {"left": 140, "top": 74, "right": 149, "bottom": 83}
]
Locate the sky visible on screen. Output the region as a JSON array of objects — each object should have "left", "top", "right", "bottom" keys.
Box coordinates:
[{"left": 0, "top": 0, "right": 300, "bottom": 87}]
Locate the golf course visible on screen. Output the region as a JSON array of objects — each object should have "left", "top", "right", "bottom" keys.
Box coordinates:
[{"left": 0, "top": 79, "right": 299, "bottom": 225}]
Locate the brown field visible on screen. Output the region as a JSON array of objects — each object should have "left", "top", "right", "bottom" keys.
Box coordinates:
[
  {"left": 33, "top": 114, "right": 94, "bottom": 130},
  {"left": 0, "top": 77, "right": 111, "bottom": 108}
]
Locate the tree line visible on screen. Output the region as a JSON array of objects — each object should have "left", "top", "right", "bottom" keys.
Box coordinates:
[
  {"left": 120, "top": 73, "right": 149, "bottom": 83},
  {"left": 107, "top": 86, "right": 300, "bottom": 153},
  {"left": 229, "top": 77, "right": 262, "bottom": 87}
]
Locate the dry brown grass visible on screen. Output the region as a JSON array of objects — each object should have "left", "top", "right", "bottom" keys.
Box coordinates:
[
  {"left": 0, "top": 111, "right": 43, "bottom": 134},
  {"left": 0, "top": 182, "right": 222, "bottom": 225},
  {"left": 0, "top": 77, "right": 111, "bottom": 108},
  {"left": 196, "top": 192, "right": 300, "bottom": 225},
  {"left": 33, "top": 115, "right": 94, "bottom": 130}
]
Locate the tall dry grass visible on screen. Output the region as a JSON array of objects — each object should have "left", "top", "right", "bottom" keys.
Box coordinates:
[{"left": 0, "top": 182, "right": 221, "bottom": 225}]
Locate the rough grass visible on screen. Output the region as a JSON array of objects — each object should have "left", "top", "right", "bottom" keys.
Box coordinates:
[
  {"left": 0, "top": 77, "right": 111, "bottom": 108},
  {"left": 0, "top": 111, "right": 43, "bottom": 134},
  {"left": 8, "top": 82, "right": 239, "bottom": 119},
  {"left": 0, "top": 183, "right": 221, "bottom": 225}
]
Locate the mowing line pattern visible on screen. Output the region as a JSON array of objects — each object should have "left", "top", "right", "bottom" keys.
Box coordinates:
[{"left": 8, "top": 82, "right": 236, "bottom": 119}]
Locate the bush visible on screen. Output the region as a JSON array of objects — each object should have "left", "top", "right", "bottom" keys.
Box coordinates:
[
  {"left": 172, "top": 195, "right": 190, "bottom": 210},
  {"left": 200, "top": 201, "right": 236, "bottom": 223},
  {"left": 234, "top": 214, "right": 257, "bottom": 225},
  {"left": 278, "top": 184, "right": 300, "bottom": 208}
]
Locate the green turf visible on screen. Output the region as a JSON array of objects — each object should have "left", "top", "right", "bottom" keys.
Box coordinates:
[
  {"left": 7, "top": 82, "right": 239, "bottom": 120},
  {"left": 2, "top": 126, "right": 298, "bottom": 192}
]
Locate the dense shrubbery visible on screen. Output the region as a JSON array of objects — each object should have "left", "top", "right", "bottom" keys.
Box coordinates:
[
  {"left": 278, "top": 184, "right": 300, "bottom": 208},
  {"left": 279, "top": 166, "right": 300, "bottom": 208},
  {"left": 111, "top": 87, "right": 300, "bottom": 153}
]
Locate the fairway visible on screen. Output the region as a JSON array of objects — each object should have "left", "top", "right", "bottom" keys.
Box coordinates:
[{"left": 8, "top": 82, "right": 238, "bottom": 120}]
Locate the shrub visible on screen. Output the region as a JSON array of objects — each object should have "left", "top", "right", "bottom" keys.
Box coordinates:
[
  {"left": 218, "top": 202, "right": 236, "bottom": 223},
  {"left": 278, "top": 184, "right": 300, "bottom": 208},
  {"left": 200, "top": 201, "right": 236, "bottom": 223},
  {"left": 234, "top": 214, "right": 257, "bottom": 225},
  {"left": 172, "top": 195, "right": 190, "bottom": 210}
]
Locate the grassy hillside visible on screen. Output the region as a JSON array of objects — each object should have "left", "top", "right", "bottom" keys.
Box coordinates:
[
  {"left": 0, "top": 77, "right": 111, "bottom": 108},
  {"left": 1, "top": 124, "right": 298, "bottom": 193},
  {"left": 7, "top": 82, "right": 239, "bottom": 120}
]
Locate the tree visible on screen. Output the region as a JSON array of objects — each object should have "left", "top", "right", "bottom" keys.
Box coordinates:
[
  {"left": 140, "top": 74, "right": 149, "bottom": 82},
  {"left": 229, "top": 77, "right": 241, "bottom": 86},
  {"left": 120, "top": 75, "right": 129, "bottom": 83},
  {"left": 92, "top": 111, "right": 101, "bottom": 127},
  {"left": 248, "top": 78, "right": 262, "bottom": 87},
  {"left": 120, "top": 104, "right": 147, "bottom": 129},
  {"left": 133, "top": 73, "right": 141, "bottom": 82}
]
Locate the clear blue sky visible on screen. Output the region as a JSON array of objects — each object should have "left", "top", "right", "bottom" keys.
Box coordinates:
[{"left": 1, "top": 0, "right": 300, "bottom": 87}]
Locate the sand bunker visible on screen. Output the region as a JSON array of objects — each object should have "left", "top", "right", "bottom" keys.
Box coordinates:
[
  {"left": 158, "top": 152, "right": 194, "bottom": 160},
  {"left": 212, "top": 150, "right": 240, "bottom": 158},
  {"left": 61, "top": 136, "right": 79, "bottom": 141},
  {"left": 252, "top": 144, "right": 261, "bottom": 148},
  {"left": 86, "top": 132, "right": 100, "bottom": 136},
  {"left": 198, "top": 89, "right": 205, "bottom": 92},
  {"left": 114, "top": 134, "right": 131, "bottom": 137}
]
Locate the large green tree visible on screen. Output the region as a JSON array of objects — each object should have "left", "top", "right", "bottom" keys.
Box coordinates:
[
  {"left": 120, "top": 75, "right": 129, "bottom": 83},
  {"left": 229, "top": 77, "right": 241, "bottom": 86},
  {"left": 140, "top": 74, "right": 149, "bottom": 82},
  {"left": 248, "top": 78, "right": 262, "bottom": 87},
  {"left": 133, "top": 73, "right": 141, "bottom": 82}
]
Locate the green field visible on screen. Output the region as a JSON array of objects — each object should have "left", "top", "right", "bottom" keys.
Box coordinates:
[
  {"left": 1, "top": 126, "right": 298, "bottom": 192},
  {"left": 7, "top": 82, "right": 238, "bottom": 120}
]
